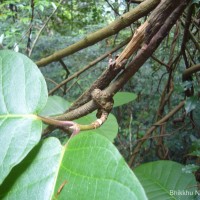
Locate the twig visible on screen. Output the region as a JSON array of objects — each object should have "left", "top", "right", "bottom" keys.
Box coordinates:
[
  {"left": 59, "top": 59, "right": 70, "bottom": 95},
  {"left": 26, "top": 0, "right": 34, "bottom": 55},
  {"left": 45, "top": 77, "right": 64, "bottom": 93},
  {"left": 182, "top": 63, "right": 200, "bottom": 80},
  {"left": 151, "top": 55, "right": 170, "bottom": 70},
  {"left": 48, "top": 37, "right": 130, "bottom": 95},
  {"left": 29, "top": 0, "right": 64, "bottom": 56},
  {"left": 105, "top": 0, "right": 120, "bottom": 16}
]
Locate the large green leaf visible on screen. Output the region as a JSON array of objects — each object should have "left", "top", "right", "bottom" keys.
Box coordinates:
[
  {"left": 113, "top": 92, "right": 137, "bottom": 107},
  {"left": 39, "top": 95, "right": 70, "bottom": 116},
  {"left": 0, "top": 137, "right": 62, "bottom": 200},
  {"left": 53, "top": 132, "right": 147, "bottom": 200},
  {"left": 134, "top": 161, "right": 197, "bottom": 200},
  {"left": 75, "top": 112, "right": 118, "bottom": 142},
  {"left": 0, "top": 50, "right": 48, "bottom": 184},
  {"left": 0, "top": 132, "right": 147, "bottom": 200}
]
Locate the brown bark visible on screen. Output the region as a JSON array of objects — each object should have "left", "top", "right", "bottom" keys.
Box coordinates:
[
  {"left": 68, "top": 0, "right": 187, "bottom": 113},
  {"left": 55, "top": 0, "right": 188, "bottom": 121},
  {"left": 36, "top": 0, "right": 160, "bottom": 67},
  {"left": 182, "top": 63, "right": 200, "bottom": 80},
  {"left": 105, "top": 0, "right": 188, "bottom": 95},
  {"left": 48, "top": 37, "right": 130, "bottom": 95},
  {"left": 69, "top": 22, "right": 148, "bottom": 112}
]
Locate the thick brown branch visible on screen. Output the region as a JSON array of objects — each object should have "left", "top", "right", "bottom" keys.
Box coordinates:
[
  {"left": 105, "top": 0, "right": 188, "bottom": 95},
  {"left": 69, "top": 23, "right": 147, "bottom": 112},
  {"left": 36, "top": 0, "right": 160, "bottom": 67},
  {"left": 67, "top": 63, "right": 122, "bottom": 112},
  {"left": 55, "top": 0, "right": 188, "bottom": 121},
  {"left": 115, "top": 21, "right": 148, "bottom": 68},
  {"left": 182, "top": 63, "right": 200, "bottom": 80},
  {"left": 68, "top": 0, "right": 179, "bottom": 111},
  {"left": 145, "top": 0, "right": 182, "bottom": 44},
  {"left": 48, "top": 37, "right": 130, "bottom": 95},
  {"left": 55, "top": 100, "right": 98, "bottom": 120}
]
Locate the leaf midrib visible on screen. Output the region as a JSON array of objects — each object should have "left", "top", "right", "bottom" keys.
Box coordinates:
[{"left": 0, "top": 114, "right": 38, "bottom": 119}]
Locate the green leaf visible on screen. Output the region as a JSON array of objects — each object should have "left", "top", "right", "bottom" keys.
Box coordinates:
[
  {"left": 182, "top": 164, "right": 200, "bottom": 173},
  {"left": 51, "top": 2, "right": 57, "bottom": 10},
  {"left": 189, "top": 138, "right": 200, "bottom": 157},
  {"left": 0, "top": 50, "right": 48, "bottom": 184},
  {"left": 0, "top": 138, "right": 62, "bottom": 200},
  {"left": 113, "top": 92, "right": 137, "bottom": 107},
  {"left": 190, "top": 138, "right": 200, "bottom": 151},
  {"left": 54, "top": 132, "right": 147, "bottom": 200},
  {"left": 192, "top": 0, "right": 200, "bottom": 4},
  {"left": 189, "top": 150, "right": 200, "bottom": 157},
  {"left": 0, "top": 34, "right": 4, "bottom": 45},
  {"left": 134, "top": 161, "right": 197, "bottom": 200},
  {"left": 39, "top": 95, "right": 70, "bottom": 116},
  {"left": 0, "top": 132, "right": 147, "bottom": 200},
  {"left": 185, "top": 97, "right": 198, "bottom": 114},
  {"left": 39, "top": 5, "right": 44, "bottom": 12},
  {"left": 75, "top": 112, "right": 118, "bottom": 142},
  {"left": 182, "top": 81, "right": 193, "bottom": 91}
]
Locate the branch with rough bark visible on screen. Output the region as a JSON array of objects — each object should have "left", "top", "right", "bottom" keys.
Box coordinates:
[
  {"left": 182, "top": 63, "right": 200, "bottom": 80},
  {"left": 36, "top": 0, "right": 160, "bottom": 67},
  {"left": 68, "top": 21, "right": 148, "bottom": 112},
  {"left": 54, "top": 0, "right": 188, "bottom": 122},
  {"left": 48, "top": 37, "right": 130, "bottom": 95}
]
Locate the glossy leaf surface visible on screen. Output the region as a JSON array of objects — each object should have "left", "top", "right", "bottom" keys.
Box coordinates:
[
  {"left": 39, "top": 95, "right": 70, "bottom": 116},
  {"left": 53, "top": 132, "right": 147, "bottom": 200},
  {"left": 134, "top": 161, "right": 197, "bottom": 200},
  {"left": 113, "top": 92, "right": 137, "bottom": 107},
  {"left": 185, "top": 97, "right": 198, "bottom": 114},
  {"left": 0, "top": 138, "right": 62, "bottom": 200},
  {"left": 0, "top": 50, "right": 48, "bottom": 184}
]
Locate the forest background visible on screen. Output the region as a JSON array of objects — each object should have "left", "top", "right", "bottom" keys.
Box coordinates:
[{"left": 0, "top": 0, "right": 200, "bottom": 199}]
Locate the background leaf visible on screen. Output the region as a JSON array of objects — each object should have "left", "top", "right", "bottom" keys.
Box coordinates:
[
  {"left": 0, "top": 50, "right": 48, "bottom": 184},
  {"left": 39, "top": 95, "right": 70, "bottom": 116},
  {"left": 0, "top": 138, "right": 62, "bottom": 200},
  {"left": 185, "top": 97, "right": 198, "bottom": 114},
  {"left": 113, "top": 92, "right": 137, "bottom": 107},
  {"left": 134, "top": 161, "right": 197, "bottom": 200},
  {"left": 75, "top": 112, "right": 118, "bottom": 142},
  {"left": 53, "top": 132, "right": 147, "bottom": 200},
  {"left": 182, "top": 164, "right": 200, "bottom": 173}
]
